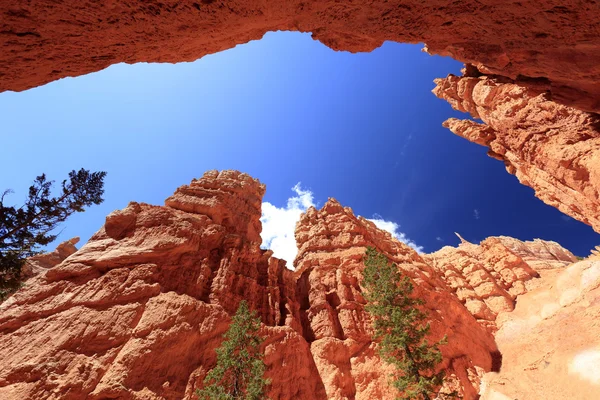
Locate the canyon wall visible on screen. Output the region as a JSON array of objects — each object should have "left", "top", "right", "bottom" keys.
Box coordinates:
[
  {"left": 0, "top": 171, "right": 323, "bottom": 400},
  {"left": 0, "top": 170, "right": 583, "bottom": 399},
  {"left": 293, "top": 198, "right": 497, "bottom": 399},
  {"left": 425, "top": 235, "right": 576, "bottom": 331},
  {"left": 481, "top": 258, "right": 600, "bottom": 400}
]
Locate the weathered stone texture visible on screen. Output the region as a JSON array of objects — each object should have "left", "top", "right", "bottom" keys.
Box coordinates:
[
  {"left": 434, "top": 73, "right": 600, "bottom": 233},
  {"left": 425, "top": 235, "right": 577, "bottom": 331},
  {"left": 21, "top": 237, "right": 80, "bottom": 279},
  {"left": 0, "top": 171, "right": 593, "bottom": 399},
  {"left": 1, "top": 1, "right": 599, "bottom": 115},
  {"left": 0, "top": 171, "right": 500, "bottom": 400}
]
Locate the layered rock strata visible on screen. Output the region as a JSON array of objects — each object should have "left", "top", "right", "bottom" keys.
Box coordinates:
[
  {"left": 433, "top": 73, "right": 600, "bottom": 232},
  {"left": 294, "top": 199, "right": 497, "bottom": 399},
  {"left": 425, "top": 235, "right": 577, "bottom": 331},
  {"left": 495, "top": 236, "right": 577, "bottom": 270},
  {"left": 0, "top": 171, "right": 500, "bottom": 400},
  {"left": 0, "top": 171, "right": 589, "bottom": 399}
]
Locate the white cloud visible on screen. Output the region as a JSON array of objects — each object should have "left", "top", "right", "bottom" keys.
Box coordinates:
[
  {"left": 436, "top": 236, "right": 443, "bottom": 242},
  {"left": 367, "top": 217, "right": 424, "bottom": 253},
  {"left": 260, "top": 185, "right": 424, "bottom": 269},
  {"left": 260, "top": 183, "right": 315, "bottom": 269},
  {"left": 473, "top": 209, "right": 480, "bottom": 219},
  {"left": 399, "top": 132, "right": 413, "bottom": 156}
]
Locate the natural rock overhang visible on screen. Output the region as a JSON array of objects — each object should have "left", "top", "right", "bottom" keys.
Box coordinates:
[{"left": 2, "top": 1, "right": 599, "bottom": 112}]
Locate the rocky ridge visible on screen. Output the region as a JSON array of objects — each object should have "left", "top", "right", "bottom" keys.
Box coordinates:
[
  {"left": 21, "top": 237, "right": 80, "bottom": 279},
  {"left": 425, "top": 235, "right": 577, "bottom": 331},
  {"left": 0, "top": 171, "right": 319, "bottom": 400},
  {"left": 0, "top": 170, "right": 588, "bottom": 399}
]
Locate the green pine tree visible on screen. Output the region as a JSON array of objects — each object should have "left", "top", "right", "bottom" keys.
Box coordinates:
[
  {"left": 1, "top": 169, "right": 106, "bottom": 301},
  {"left": 361, "top": 247, "right": 446, "bottom": 400},
  {"left": 197, "top": 300, "right": 270, "bottom": 400}
]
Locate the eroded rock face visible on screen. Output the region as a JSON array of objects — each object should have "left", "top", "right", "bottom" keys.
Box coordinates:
[
  {"left": 0, "top": 171, "right": 322, "bottom": 400},
  {"left": 0, "top": 171, "right": 499, "bottom": 400},
  {"left": 21, "top": 237, "right": 80, "bottom": 279},
  {"left": 1, "top": 1, "right": 599, "bottom": 114},
  {"left": 495, "top": 236, "right": 578, "bottom": 270},
  {"left": 433, "top": 73, "right": 600, "bottom": 233},
  {"left": 424, "top": 235, "right": 576, "bottom": 331},
  {"left": 295, "top": 199, "right": 497, "bottom": 399},
  {"left": 0, "top": 171, "right": 588, "bottom": 399},
  {"left": 481, "top": 260, "right": 600, "bottom": 400}
]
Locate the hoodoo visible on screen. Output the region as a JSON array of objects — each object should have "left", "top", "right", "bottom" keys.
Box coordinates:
[{"left": 1, "top": 171, "right": 597, "bottom": 399}]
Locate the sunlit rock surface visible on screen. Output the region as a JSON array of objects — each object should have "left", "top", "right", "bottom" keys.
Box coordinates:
[
  {"left": 0, "top": 171, "right": 597, "bottom": 399},
  {"left": 0, "top": 171, "right": 496, "bottom": 399},
  {"left": 1, "top": 0, "right": 599, "bottom": 115},
  {"left": 294, "top": 199, "right": 496, "bottom": 399},
  {"left": 425, "top": 235, "right": 577, "bottom": 331},
  {"left": 433, "top": 73, "right": 600, "bottom": 233},
  {"left": 481, "top": 260, "right": 600, "bottom": 400}
]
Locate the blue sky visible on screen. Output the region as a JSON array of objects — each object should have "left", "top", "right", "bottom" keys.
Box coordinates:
[{"left": 0, "top": 31, "right": 597, "bottom": 261}]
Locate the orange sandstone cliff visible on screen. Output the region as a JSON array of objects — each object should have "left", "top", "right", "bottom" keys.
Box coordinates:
[
  {"left": 482, "top": 259, "right": 600, "bottom": 400},
  {"left": 0, "top": 170, "right": 594, "bottom": 399}
]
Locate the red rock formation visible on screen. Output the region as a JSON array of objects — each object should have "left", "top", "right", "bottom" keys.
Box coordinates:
[
  {"left": 424, "top": 235, "right": 576, "bottom": 331},
  {"left": 295, "top": 199, "right": 497, "bottom": 399},
  {"left": 481, "top": 259, "right": 600, "bottom": 400},
  {"left": 21, "top": 237, "right": 80, "bottom": 279},
  {"left": 1, "top": 1, "right": 599, "bottom": 114},
  {"left": 495, "top": 236, "right": 577, "bottom": 270},
  {"left": 0, "top": 171, "right": 323, "bottom": 400},
  {"left": 0, "top": 171, "right": 500, "bottom": 400},
  {"left": 0, "top": 171, "right": 592, "bottom": 399},
  {"left": 433, "top": 73, "right": 600, "bottom": 232}
]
